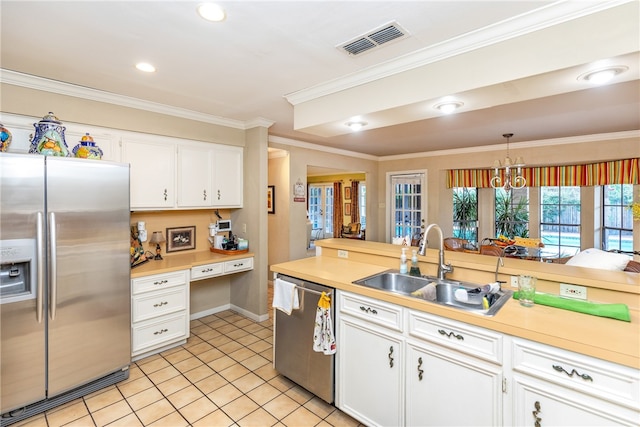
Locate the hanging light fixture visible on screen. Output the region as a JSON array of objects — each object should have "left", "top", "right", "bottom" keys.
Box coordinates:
[{"left": 490, "top": 133, "right": 525, "bottom": 191}]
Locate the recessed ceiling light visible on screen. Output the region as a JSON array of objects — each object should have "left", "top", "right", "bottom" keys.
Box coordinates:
[
  {"left": 135, "top": 62, "right": 156, "bottom": 73},
  {"left": 197, "top": 3, "right": 226, "bottom": 22},
  {"left": 578, "top": 66, "right": 628, "bottom": 84},
  {"left": 434, "top": 101, "right": 463, "bottom": 114},
  {"left": 346, "top": 121, "right": 368, "bottom": 131}
]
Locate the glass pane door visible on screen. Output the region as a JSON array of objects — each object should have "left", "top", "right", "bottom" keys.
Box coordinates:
[{"left": 309, "top": 184, "right": 334, "bottom": 239}]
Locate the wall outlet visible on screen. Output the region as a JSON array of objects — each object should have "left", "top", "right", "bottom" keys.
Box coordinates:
[
  {"left": 337, "top": 250, "right": 348, "bottom": 259},
  {"left": 560, "top": 283, "right": 587, "bottom": 300},
  {"left": 510, "top": 276, "right": 519, "bottom": 288}
]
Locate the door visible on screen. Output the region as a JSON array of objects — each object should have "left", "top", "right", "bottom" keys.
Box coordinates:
[
  {"left": 309, "top": 184, "right": 334, "bottom": 239},
  {"left": 178, "top": 145, "right": 212, "bottom": 207},
  {"left": 212, "top": 146, "right": 243, "bottom": 207},
  {"left": 122, "top": 139, "right": 175, "bottom": 209},
  {"left": 46, "top": 157, "right": 131, "bottom": 396},
  {"left": 0, "top": 154, "right": 46, "bottom": 413}
]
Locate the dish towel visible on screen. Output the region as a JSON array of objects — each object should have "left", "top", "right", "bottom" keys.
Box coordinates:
[
  {"left": 313, "top": 292, "right": 337, "bottom": 355},
  {"left": 272, "top": 278, "right": 300, "bottom": 315},
  {"left": 513, "top": 291, "right": 631, "bottom": 322}
]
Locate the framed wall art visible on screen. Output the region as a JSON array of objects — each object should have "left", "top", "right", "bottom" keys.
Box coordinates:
[
  {"left": 344, "top": 187, "right": 351, "bottom": 200},
  {"left": 166, "top": 226, "right": 196, "bottom": 252},
  {"left": 345, "top": 203, "right": 352, "bottom": 216},
  {"left": 267, "top": 185, "right": 275, "bottom": 214}
]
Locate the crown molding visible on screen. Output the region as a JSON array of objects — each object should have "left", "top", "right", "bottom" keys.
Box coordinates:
[
  {"left": 285, "top": 0, "right": 632, "bottom": 105},
  {"left": 0, "top": 69, "right": 261, "bottom": 130},
  {"left": 268, "top": 135, "right": 378, "bottom": 161}
]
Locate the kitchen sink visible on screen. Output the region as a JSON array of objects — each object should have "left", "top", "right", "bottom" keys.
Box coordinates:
[{"left": 352, "top": 270, "right": 512, "bottom": 317}]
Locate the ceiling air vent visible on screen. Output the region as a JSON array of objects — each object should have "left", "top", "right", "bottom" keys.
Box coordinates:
[{"left": 338, "top": 21, "right": 409, "bottom": 56}]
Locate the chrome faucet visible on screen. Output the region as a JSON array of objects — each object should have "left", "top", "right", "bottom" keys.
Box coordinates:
[
  {"left": 418, "top": 223, "right": 453, "bottom": 280},
  {"left": 495, "top": 244, "right": 516, "bottom": 283}
]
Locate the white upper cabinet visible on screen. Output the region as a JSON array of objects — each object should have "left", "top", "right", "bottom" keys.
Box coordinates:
[
  {"left": 212, "top": 145, "right": 243, "bottom": 208},
  {"left": 121, "top": 138, "right": 176, "bottom": 210},
  {"left": 177, "top": 145, "right": 213, "bottom": 208}
]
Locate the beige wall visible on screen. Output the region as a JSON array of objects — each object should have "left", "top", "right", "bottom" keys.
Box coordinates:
[{"left": 268, "top": 154, "right": 291, "bottom": 277}]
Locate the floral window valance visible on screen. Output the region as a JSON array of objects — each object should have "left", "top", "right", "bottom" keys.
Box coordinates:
[{"left": 447, "top": 158, "right": 639, "bottom": 188}]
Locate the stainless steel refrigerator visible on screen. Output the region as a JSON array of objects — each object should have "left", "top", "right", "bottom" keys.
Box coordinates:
[{"left": 0, "top": 153, "right": 131, "bottom": 425}]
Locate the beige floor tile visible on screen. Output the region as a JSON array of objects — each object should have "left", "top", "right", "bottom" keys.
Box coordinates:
[
  {"left": 190, "top": 324, "right": 214, "bottom": 335},
  {"left": 46, "top": 400, "right": 90, "bottom": 427},
  {"left": 221, "top": 395, "right": 260, "bottom": 421},
  {"left": 217, "top": 324, "right": 241, "bottom": 335},
  {"left": 183, "top": 364, "right": 216, "bottom": 383},
  {"left": 217, "top": 340, "right": 244, "bottom": 354},
  {"left": 179, "top": 396, "right": 218, "bottom": 425},
  {"left": 104, "top": 412, "right": 143, "bottom": 427},
  {"left": 166, "top": 384, "right": 205, "bottom": 409},
  {"left": 173, "top": 356, "right": 204, "bottom": 373},
  {"left": 162, "top": 348, "right": 193, "bottom": 365},
  {"left": 207, "top": 334, "right": 233, "bottom": 347},
  {"left": 207, "top": 383, "right": 243, "bottom": 407},
  {"left": 124, "top": 366, "right": 145, "bottom": 382},
  {"left": 247, "top": 339, "right": 271, "bottom": 354},
  {"left": 134, "top": 399, "right": 175, "bottom": 426},
  {"left": 228, "top": 347, "right": 256, "bottom": 362},
  {"left": 183, "top": 335, "right": 205, "bottom": 348},
  {"left": 242, "top": 323, "right": 266, "bottom": 334},
  {"left": 238, "top": 407, "right": 278, "bottom": 427},
  {"left": 191, "top": 409, "right": 234, "bottom": 427},
  {"left": 147, "top": 411, "right": 189, "bottom": 427},
  {"left": 207, "top": 355, "right": 236, "bottom": 372},
  {"left": 206, "top": 319, "right": 231, "bottom": 329},
  {"left": 160, "top": 343, "right": 184, "bottom": 356},
  {"left": 11, "top": 413, "right": 47, "bottom": 427},
  {"left": 263, "top": 394, "right": 300, "bottom": 420},
  {"left": 268, "top": 375, "right": 295, "bottom": 393},
  {"left": 83, "top": 385, "right": 116, "bottom": 401},
  {"left": 284, "top": 385, "right": 313, "bottom": 405},
  {"left": 218, "top": 363, "right": 250, "bottom": 382},
  {"left": 117, "top": 376, "right": 154, "bottom": 398},
  {"left": 186, "top": 341, "right": 215, "bottom": 355},
  {"left": 135, "top": 353, "right": 162, "bottom": 368},
  {"left": 64, "top": 414, "right": 96, "bottom": 426},
  {"left": 196, "top": 347, "right": 225, "bottom": 363},
  {"left": 194, "top": 373, "right": 228, "bottom": 395},
  {"left": 225, "top": 328, "right": 250, "bottom": 341},
  {"left": 259, "top": 348, "right": 274, "bottom": 362},
  {"left": 196, "top": 329, "right": 223, "bottom": 341},
  {"left": 281, "top": 406, "right": 321, "bottom": 427},
  {"left": 302, "top": 397, "right": 336, "bottom": 420},
  {"left": 126, "top": 386, "right": 164, "bottom": 411},
  {"left": 147, "top": 365, "right": 181, "bottom": 385},
  {"left": 91, "top": 400, "right": 133, "bottom": 427},
  {"left": 253, "top": 329, "right": 273, "bottom": 340},
  {"left": 197, "top": 314, "right": 219, "bottom": 324},
  {"left": 137, "top": 357, "right": 170, "bottom": 375},
  {"left": 235, "top": 333, "right": 261, "bottom": 346},
  {"left": 232, "top": 372, "right": 266, "bottom": 394},
  {"left": 155, "top": 374, "right": 191, "bottom": 396},
  {"left": 241, "top": 354, "right": 270, "bottom": 371},
  {"left": 246, "top": 383, "right": 281, "bottom": 406},
  {"left": 233, "top": 318, "right": 254, "bottom": 328},
  {"left": 324, "top": 409, "right": 361, "bottom": 427},
  {"left": 84, "top": 387, "right": 124, "bottom": 413}
]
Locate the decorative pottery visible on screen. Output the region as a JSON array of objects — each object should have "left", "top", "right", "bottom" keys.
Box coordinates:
[
  {"left": 0, "top": 123, "right": 12, "bottom": 152},
  {"left": 73, "top": 133, "right": 103, "bottom": 159},
  {"left": 29, "top": 112, "right": 70, "bottom": 157}
]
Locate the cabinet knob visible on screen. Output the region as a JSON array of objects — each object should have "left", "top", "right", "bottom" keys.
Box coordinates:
[
  {"left": 217, "top": 189, "right": 221, "bottom": 200},
  {"left": 163, "top": 189, "right": 168, "bottom": 201},
  {"left": 203, "top": 189, "right": 207, "bottom": 201},
  {"left": 388, "top": 346, "right": 394, "bottom": 368},
  {"left": 532, "top": 400, "right": 541, "bottom": 427},
  {"left": 417, "top": 356, "right": 424, "bottom": 381}
]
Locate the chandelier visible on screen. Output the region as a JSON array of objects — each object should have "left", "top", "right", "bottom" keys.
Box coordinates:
[{"left": 490, "top": 133, "right": 525, "bottom": 191}]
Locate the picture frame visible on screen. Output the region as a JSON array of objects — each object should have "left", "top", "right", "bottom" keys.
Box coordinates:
[
  {"left": 345, "top": 203, "right": 352, "bottom": 216},
  {"left": 344, "top": 187, "right": 351, "bottom": 200},
  {"left": 166, "top": 226, "right": 196, "bottom": 253},
  {"left": 267, "top": 185, "right": 275, "bottom": 214}
]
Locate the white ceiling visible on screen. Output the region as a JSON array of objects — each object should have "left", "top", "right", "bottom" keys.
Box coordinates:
[{"left": 1, "top": 1, "right": 638, "bottom": 157}]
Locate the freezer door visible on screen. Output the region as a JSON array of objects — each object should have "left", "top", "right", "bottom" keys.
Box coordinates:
[
  {"left": 46, "top": 157, "right": 131, "bottom": 396},
  {"left": 0, "top": 154, "right": 46, "bottom": 413}
]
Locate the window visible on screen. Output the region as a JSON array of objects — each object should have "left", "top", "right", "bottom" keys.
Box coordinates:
[
  {"left": 359, "top": 183, "right": 367, "bottom": 230},
  {"left": 308, "top": 184, "right": 334, "bottom": 238},
  {"left": 603, "top": 184, "right": 633, "bottom": 253},
  {"left": 495, "top": 187, "right": 529, "bottom": 238},
  {"left": 452, "top": 187, "right": 478, "bottom": 244},
  {"left": 390, "top": 173, "right": 424, "bottom": 242},
  {"left": 540, "top": 186, "right": 581, "bottom": 257}
]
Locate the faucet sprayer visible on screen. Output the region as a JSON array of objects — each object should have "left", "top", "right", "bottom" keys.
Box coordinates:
[{"left": 417, "top": 223, "right": 453, "bottom": 280}]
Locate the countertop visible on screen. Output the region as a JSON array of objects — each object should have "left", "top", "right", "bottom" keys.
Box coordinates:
[
  {"left": 271, "top": 251, "right": 640, "bottom": 369},
  {"left": 131, "top": 250, "right": 254, "bottom": 278}
]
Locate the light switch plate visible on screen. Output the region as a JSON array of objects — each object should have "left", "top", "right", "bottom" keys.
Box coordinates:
[{"left": 337, "top": 250, "right": 348, "bottom": 259}]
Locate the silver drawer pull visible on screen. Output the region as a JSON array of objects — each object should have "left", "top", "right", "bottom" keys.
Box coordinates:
[
  {"left": 201, "top": 268, "right": 214, "bottom": 273},
  {"left": 388, "top": 346, "right": 394, "bottom": 368},
  {"left": 438, "top": 329, "right": 464, "bottom": 340},
  {"left": 153, "top": 301, "right": 168, "bottom": 307},
  {"left": 417, "top": 357, "right": 424, "bottom": 381},
  {"left": 359, "top": 306, "right": 378, "bottom": 315},
  {"left": 552, "top": 364, "right": 593, "bottom": 381},
  {"left": 153, "top": 279, "right": 168, "bottom": 285},
  {"left": 153, "top": 328, "right": 168, "bottom": 335},
  {"left": 533, "top": 401, "right": 541, "bottom": 427}
]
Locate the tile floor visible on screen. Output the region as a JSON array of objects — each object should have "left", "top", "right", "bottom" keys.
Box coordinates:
[{"left": 12, "top": 285, "right": 362, "bottom": 427}]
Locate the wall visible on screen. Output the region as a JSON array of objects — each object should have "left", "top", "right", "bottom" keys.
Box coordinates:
[
  {"left": 308, "top": 172, "right": 366, "bottom": 226},
  {"left": 268, "top": 153, "right": 291, "bottom": 278}
]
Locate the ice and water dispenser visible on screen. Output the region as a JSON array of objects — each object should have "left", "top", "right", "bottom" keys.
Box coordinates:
[{"left": 0, "top": 239, "right": 36, "bottom": 303}]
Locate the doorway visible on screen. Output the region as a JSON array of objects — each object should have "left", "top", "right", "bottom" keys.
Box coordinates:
[{"left": 309, "top": 184, "right": 334, "bottom": 241}]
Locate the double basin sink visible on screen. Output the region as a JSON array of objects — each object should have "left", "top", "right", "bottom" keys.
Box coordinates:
[{"left": 353, "top": 270, "right": 512, "bottom": 317}]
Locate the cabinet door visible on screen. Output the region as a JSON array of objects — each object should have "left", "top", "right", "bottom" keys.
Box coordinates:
[
  {"left": 406, "top": 340, "right": 503, "bottom": 426},
  {"left": 177, "top": 145, "right": 212, "bottom": 207},
  {"left": 512, "top": 373, "right": 639, "bottom": 426},
  {"left": 122, "top": 139, "right": 175, "bottom": 209},
  {"left": 212, "top": 146, "right": 243, "bottom": 207},
  {"left": 336, "top": 316, "right": 403, "bottom": 427}
]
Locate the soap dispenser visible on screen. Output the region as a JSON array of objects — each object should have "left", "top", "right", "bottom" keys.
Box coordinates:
[
  {"left": 399, "top": 248, "right": 408, "bottom": 274},
  {"left": 409, "top": 249, "right": 421, "bottom": 277}
]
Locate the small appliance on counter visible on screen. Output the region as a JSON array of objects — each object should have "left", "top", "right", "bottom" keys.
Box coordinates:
[{"left": 208, "top": 219, "right": 248, "bottom": 254}]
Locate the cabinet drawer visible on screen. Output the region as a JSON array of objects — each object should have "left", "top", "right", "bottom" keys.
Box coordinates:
[
  {"left": 512, "top": 338, "right": 640, "bottom": 410},
  {"left": 408, "top": 310, "right": 503, "bottom": 364},
  {"left": 224, "top": 257, "right": 253, "bottom": 273},
  {"left": 337, "top": 291, "right": 404, "bottom": 332},
  {"left": 132, "top": 312, "right": 189, "bottom": 355},
  {"left": 132, "top": 270, "right": 189, "bottom": 295},
  {"left": 132, "top": 287, "right": 187, "bottom": 323},
  {"left": 191, "top": 262, "right": 223, "bottom": 281}
]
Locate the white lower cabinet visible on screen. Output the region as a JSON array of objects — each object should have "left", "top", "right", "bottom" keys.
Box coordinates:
[{"left": 131, "top": 269, "right": 190, "bottom": 359}]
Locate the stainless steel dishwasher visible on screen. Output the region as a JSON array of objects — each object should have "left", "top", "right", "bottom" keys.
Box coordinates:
[{"left": 274, "top": 274, "right": 335, "bottom": 403}]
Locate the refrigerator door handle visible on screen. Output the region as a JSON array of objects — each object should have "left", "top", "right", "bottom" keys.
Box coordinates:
[
  {"left": 37, "top": 212, "right": 45, "bottom": 323},
  {"left": 49, "top": 212, "right": 57, "bottom": 321}
]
